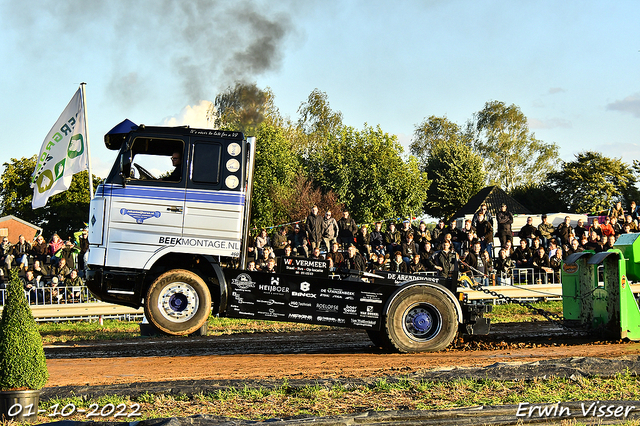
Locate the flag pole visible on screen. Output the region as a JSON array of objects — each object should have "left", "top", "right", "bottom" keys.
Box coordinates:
[{"left": 80, "top": 82, "right": 94, "bottom": 200}]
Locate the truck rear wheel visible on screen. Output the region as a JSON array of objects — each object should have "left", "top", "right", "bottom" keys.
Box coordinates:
[
  {"left": 385, "top": 286, "right": 458, "bottom": 353},
  {"left": 144, "top": 269, "right": 211, "bottom": 335}
]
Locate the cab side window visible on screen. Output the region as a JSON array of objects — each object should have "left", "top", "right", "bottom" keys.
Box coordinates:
[
  {"left": 192, "top": 143, "right": 221, "bottom": 185},
  {"left": 126, "top": 138, "right": 184, "bottom": 183}
]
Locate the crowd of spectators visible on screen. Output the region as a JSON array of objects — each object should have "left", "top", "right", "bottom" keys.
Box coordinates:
[
  {"left": 248, "top": 201, "right": 640, "bottom": 286},
  {"left": 0, "top": 229, "right": 89, "bottom": 304}
]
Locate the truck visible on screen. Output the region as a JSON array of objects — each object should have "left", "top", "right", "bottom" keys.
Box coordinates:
[{"left": 85, "top": 120, "right": 491, "bottom": 352}]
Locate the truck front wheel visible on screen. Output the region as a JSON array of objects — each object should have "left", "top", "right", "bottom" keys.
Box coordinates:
[
  {"left": 385, "top": 286, "right": 458, "bottom": 353},
  {"left": 144, "top": 269, "right": 212, "bottom": 335}
]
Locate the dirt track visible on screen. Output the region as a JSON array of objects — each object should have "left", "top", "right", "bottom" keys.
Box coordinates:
[{"left": 44, "top": 323, "right": 640, "bottom": 388}]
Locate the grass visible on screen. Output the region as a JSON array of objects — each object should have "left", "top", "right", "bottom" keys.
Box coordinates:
[
  {"left": 37, "top": 316, "right": 332, "bottom": 345},
  {"left": 486, "top": 300, "right": 563, "bottom": 323},
  {"left": 26, "top": 371, "right": 640, "bottom": 424}
]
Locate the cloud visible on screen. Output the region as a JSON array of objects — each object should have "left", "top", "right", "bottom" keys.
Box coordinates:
[
  {"left": 548, "top": 87, "right": 566, "bottom": 95},
  {"left": 161, "top": 101, "right": 214, "bottom": 128},
  {"left": 607, "top": 93, "right": 640, "bottom": 118},
  {"left": 529, "top": 118, "right": 572, "bottom": 129}
]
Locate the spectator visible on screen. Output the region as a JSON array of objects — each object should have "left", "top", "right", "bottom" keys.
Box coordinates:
[
  {"left": 305, "top": 205, "right": 323, "bottom": 251},
  {"left": 283, "top": 245, "right": 293, "bottom": 258},
  {"left": 624, "top": 215, "right": 638, "bottom": 232},
  {"left": 32, "top": 260, "right": 49, "bottom": 280},
  {"left": 401, "top": 233, "right": 418, "bottom": 263},
  {"left": 494, "top": 248, "right": 514, "bottom": 285},
  {"left": 408, "top": 254, "right": 426, "bottom": 274},
  {"left": 0, "top": 236, "right": 12, "bottom": 274},
  {"left": 370, "top": 253, "right": 388, "bottom": 273},
  {"left": 602, "top": 235, "right": 617, "bottom": 251},
  {"left": 531, "top": 246, "right": 551, "bottom": 284},
  {"left": 519, "top": 217, "right": 537, "bottom": 247},
  {"left": 255, "top": 228, "right": 271, "bottom": 258},
  {"left": 496, "top": 203, "right": 514, "bottom": 248},
  {"left": 48, "top": 276, "right": 61, "bottom": 302},
  {"left": 431, "top": 220, "right": 446, "bottom": 249},
  {"left": 549, "top": 248, "right": 563, "bottom": 283},
  {"left": 415, "top": 221, "right": 431, "bottom": 245},
  {"left": 271, "top": 227, "right": 288, "bottom": 256},
  {"left": 459, "top": 230, "right": 476, "bottom": 257},
  {"left": 385, "top": 223, "right": 401, "bottom": 255},
  {"left": 337, "top": 210, "right": 358, "bottom": 245},
  {"left": 370, "top": 222, "right": 386, "bottom": 255},
  {"left": 321, "top": 210, "right": 339, "bottom": 251},
  {"left": 512, "top": 239, "right": 533, "bottom": 268},
  {"left": 356, "top": 225, "right": 371, "bottom": 258},
  {"left": 58, "top": 240, "right": 77, "bottom": 269},
  {"left": 584, "top": 229, "right": 603, "bottom": 252},
  {"left": 446, "top": 219, "right": 462, "bottom": 253},
  {"left": 399, "top": 219, "right": 415, "bottom": 243},
  {"left": 309, "top": 246, "right": 323, "bottom": 260},
  {"left": 49, "top": 233, "right": 64, "bottom": 264},
  {"left": 247, "top": 261, "right": 257, "bottom": 271},
  {"left": 460, "top": 219, "right": 476, "bottom": 240},
  {"left": 342, "top": 243, "right": 366, "bottom": 271},
  {"left": 435, "top": 240, "right": 458, "bottom": 277},
  {"left": 555, "top": 216, "right": 573, "bottom": 249},
  {"left": 538, "top": 214, "right": 554, "bottom": 249},
  {"left": 630, "top": 201, "right": 639, "bottom": 223},
  {"left": 289, "top": 224, "right": 308, "bottom": 257},
  {"left": 52, "top": 257, "right": 70, "bottom": 281},
  {"left": 548, "top": 239, "right": 559, "bottom": 259},
  {"left": 389, "top": 251, "right": 408, "bottom": 273},
  {"left": 77, "top": 228, "right": 89, "bottom": 270},
  {"left": 472, "top": 203, "right": 494, "bottom": 230},
  {"left": 476, "top": 212, "right": 494, "bottom": 257},
  {"left": 611, "top": 216, "right": 622, "bottom": 237},
  {"left": 612, "top": 201, "right": 625, "bottom": 223},
  {"left": 32, "top": 234, "right": 49, "bottom": 264},
  {"left": 589, "top": 219, "right": 603, "bottom": 239},
  {"left": 600, "top": 217, "right": 615, "bottom": 239},
  {"left": 574, "top": 218, "right": 588, "bottom": 240},
  {"left": 263, "top": 258, "right": 277, "bottom": 273},
  {"left": 64, "top": 269, "right": 84, "bottom": 302},
  {"left": 327, "top": 241, "right": 344, "bottom": 267},
  {"left": 503, "top": 240, "right": 514, "bottom": 258},
  {"left": 566, "top": 238, "right": 584, "bottom": 257},
  {"left": 23, "top": 269, "right": 41, "bottom": 303},
  {"left": 9, "top": 234, "right": 32, "bottom": 270},
  {"left": 420, "top": 241, "right": 438, "bottom": 271}
]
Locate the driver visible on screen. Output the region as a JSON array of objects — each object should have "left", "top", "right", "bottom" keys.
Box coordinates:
[{"left": 163, "top": 151, "right": 182, "bottom": 181}]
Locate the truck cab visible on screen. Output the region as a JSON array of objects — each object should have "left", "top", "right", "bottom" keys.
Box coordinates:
[{"left": 86, "top": 120, "right": 255, "bottom": 334}]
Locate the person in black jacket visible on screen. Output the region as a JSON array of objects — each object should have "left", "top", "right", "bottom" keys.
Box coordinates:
[
  {"left": 435, "top": 240, "right": 458, "bottom": 277},
  {"left": 343, "top": 243, "right": 366, "bottom": 272},
  {"left": 389, "top": 251, "right": 408, "bottom": 273},
  {"left": 496, "top": 203, "right": 513, "bottom": 248},
  {"left": 338, "top": 211, "right": 358, "bottom": 245},
  {"left": 305, "top": 205, "right": 323, "bottom": 251}
]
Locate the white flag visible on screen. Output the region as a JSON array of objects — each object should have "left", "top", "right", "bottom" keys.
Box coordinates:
[{"left": 31, "top": 88, "right": 88, "bottom": 209}]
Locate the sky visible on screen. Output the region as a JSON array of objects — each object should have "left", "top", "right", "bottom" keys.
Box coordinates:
[{"left": 1, "top": 0, "right": 639, "bottom": 180}]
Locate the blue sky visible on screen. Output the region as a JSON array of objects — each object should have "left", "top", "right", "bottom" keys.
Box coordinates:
[{"left": 1, "top": 0, "right": 639, "bottom": 179}]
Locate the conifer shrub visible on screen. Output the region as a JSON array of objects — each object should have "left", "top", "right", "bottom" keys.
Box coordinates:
[{"left": 0, "top": 268, "right": 49, "bottom": 390}]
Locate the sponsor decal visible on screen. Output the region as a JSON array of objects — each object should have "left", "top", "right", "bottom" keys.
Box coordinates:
[
  {"left": 343, "top": 305, "right": 358, "bottom": 315},
  {"left": 325, "top": 288, "right": 356, "bottom": 297},
  {"left": 231, "top": 273, "right": 256, "bottom": 290},
  {"left": 256, "top": 299, "right": 285, "bottom": 306},
  {"left": 258, "top": 309, "right": 285, "bottom": 318},
  {"left": 350, "top": 318, "right": 377, "bottom": 327},
  {"left": 158, "top": 236, "right": 240, "bottom": 250},
  {"left": 360, "top": 305, "right": 380, "bottom": 318},
  {"left": 120, "top": 208, "right": 161, "bottom": 224},
  {"left": 291, "top": 291, "right": 317, "bottom": 298},
  {"left": 258, "top": 284, "right": 290, "bottom": 293},
  {"left": 360, "top": 291, "right": 383, "bottom": 304},
  {"left": 289, "top": 301, "right": 312, "bottom": 308},
  {"left": 288, "top": 313, "right": 313, "bottom": 321},
  {"left": 238, "top": 311, "right": 255, "bottom": 317},
  {"left": 316, "top": 303, "right": 339, "bottom": 313},
  {"left": 563, "top": 263, "right": 579, "bottom": 274},
  {"left": 231, "top": 291, "right": 254, "bottom": 305},
  {"left": 317, "top": 316, "right": 345, "bottom": 324}
]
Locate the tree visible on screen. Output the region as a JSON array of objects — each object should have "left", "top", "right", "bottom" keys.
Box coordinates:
[
  {"left": 208, "top": 82, "right": 280, "bottom": 135},
  {"left": 296, "top": 89, "right": 343, "bottom": 157},
  {"left": 467, "top": 100, "right": 559, "bottom": 192},
  {"left": 410, "top": 115, "right": 470, "bottom": 164},
  {"left": 250, "top": 122, "right": 302, "bottom": 229},
  {"left": 546, "top": 151, "right": 639, "bottom": 214},
  {"left": 0, "top": 156, "right": 100, "bottom": 238},
  {"left": 422, "top": 142, "right": 485, "bottom": 221},
  {"left": 307, "top": 124, "right": 429, "bottom": 224}
]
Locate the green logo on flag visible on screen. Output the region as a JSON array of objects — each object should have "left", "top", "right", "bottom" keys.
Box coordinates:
[
  {"left": 67, "top": 134, "right": 84, "bottom": 159},
  {"left": 36, "top": 169, "right": 54, "bottom": 194}
]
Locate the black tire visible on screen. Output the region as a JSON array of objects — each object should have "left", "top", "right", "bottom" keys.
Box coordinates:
[
  {"left": 385, "top": 285, "right": 458, "bottom": 353},
  {"left": 144, "top": 269, "right": 212, "bottom": 335}
]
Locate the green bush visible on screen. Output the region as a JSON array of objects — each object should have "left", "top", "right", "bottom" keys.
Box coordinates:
[{"left": 0, "top": 268, "right": 49, "bottom": 390}]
